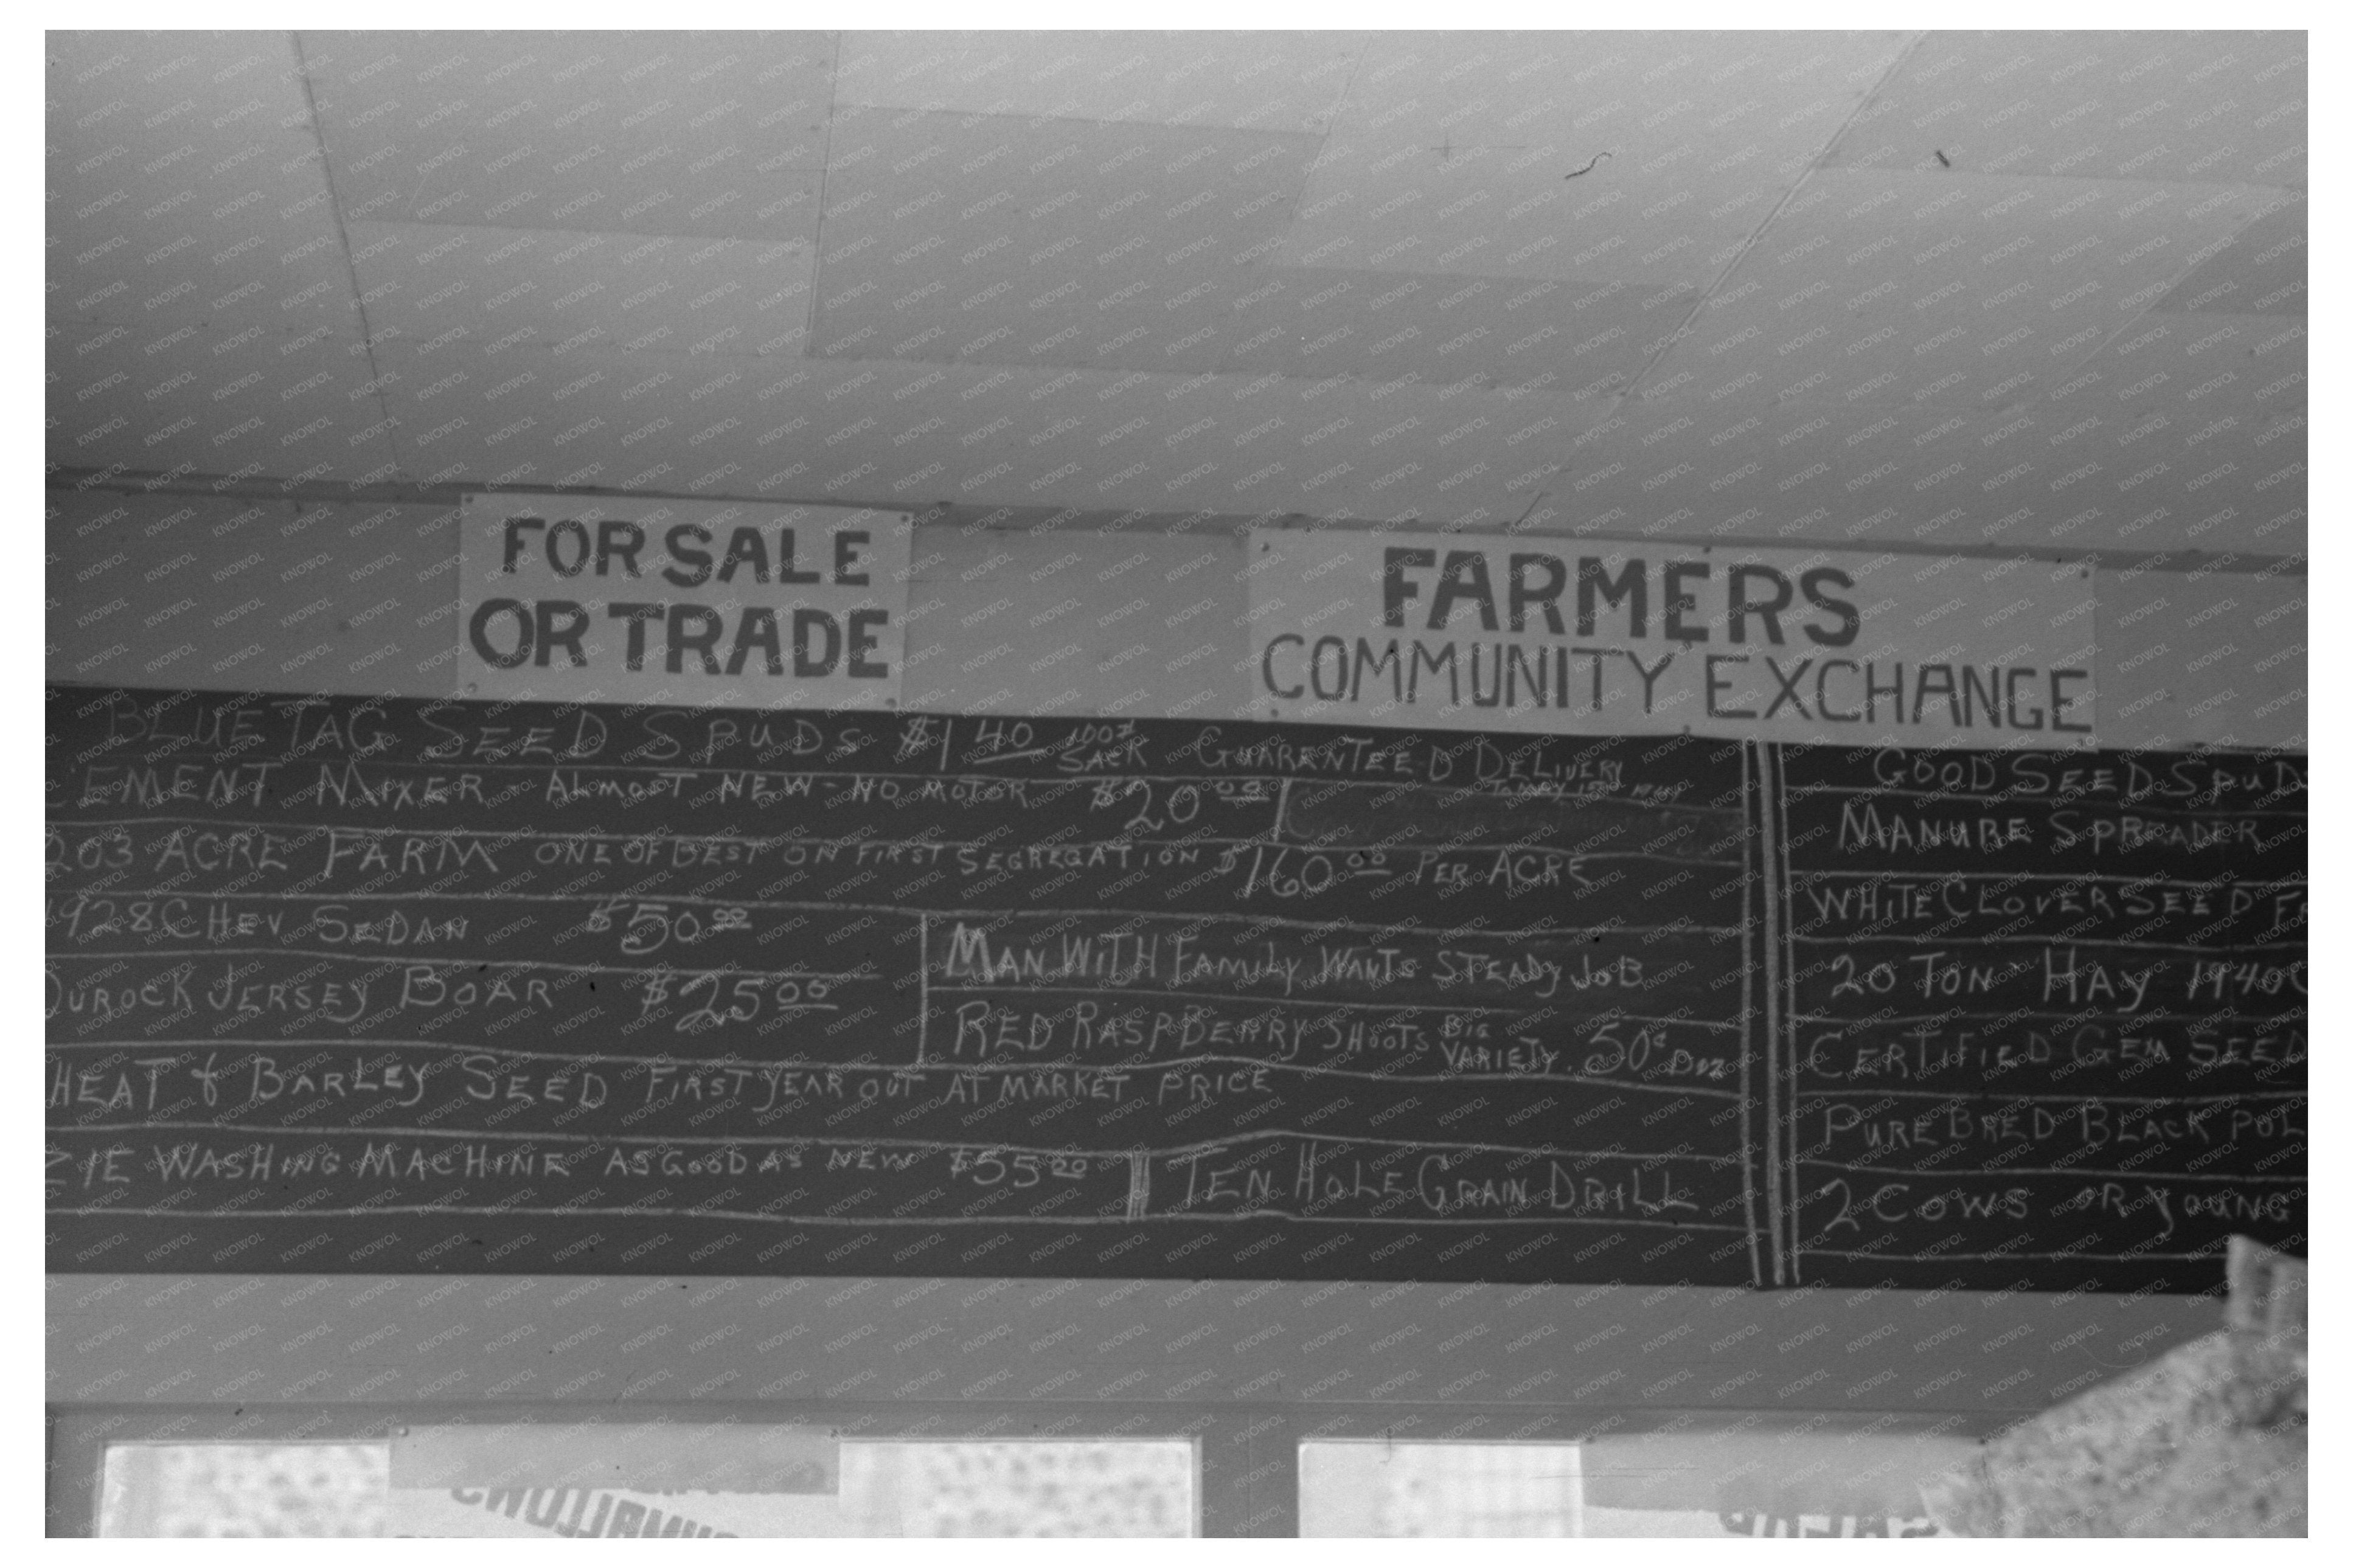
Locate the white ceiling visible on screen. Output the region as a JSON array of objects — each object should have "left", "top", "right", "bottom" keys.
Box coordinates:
[{"left": 46, "top": 29, "right": 2306, "bottom": 558}]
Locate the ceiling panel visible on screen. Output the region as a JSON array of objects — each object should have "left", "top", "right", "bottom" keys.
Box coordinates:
[
  {"left": 44, "top": 29, "right": 2306, "bottom": 561},
  {"left": 359, "top": 339, "right": 976, "bottom": 498},
  {"left": 1215, "top": 266, "right": 1684, "bottom": 394},
  {"left": 1506, "top": 354, "right": 2310, "bottom": 558},
  {"left": 49, "top": 304, "right": 404, "bottom": 484},
  {"left": 589, "top": 350, "right": 1576, "bottom": 528},
  {"left": 1277, "top": 142, "right": 1753, "bottom": 289},
  {"left": 808, "top": 103, "right": 1692, "bottom": 395},
  {"left": 1823, "top": 29, "right": 2307, "bottom": 188},
  {"left": 1310, "top": 30, "right": 1912, "bottom": 156},
  {"left": 837, "top": 30, "right": 1369, "bottom": 131},
  {"left": 1272, "top": 30, "right": 1912, "bottom": 285},
  {"left": 1648, "top": 168, "right": 2279, "bottom": 415},
  {"left": 47, "top": 32, "right": 358, "bottom": 335},
  {"left": 1541, "top": 393, "right": 1992, "bottom": 543},
  {"left": 361, "top": 338, "right": 614, "bottom": 492},
  {"left": 2041, "top": 309, "right": 2307, "bottom": 432},
  {"left": 2151, "top": 192, "right": 2304, "bottom": 313},
  {"left": 304, "top": 30, "right": 833, "bottom": 241},
  {"left": 807, "top": 105, "right": 1313, "bottom": 370},
  {"left": 951, "top": 366, "right": 1574, "bottom": 526},
  {"left": 348, "top": 220, "right": 815, "bottom": 361}
]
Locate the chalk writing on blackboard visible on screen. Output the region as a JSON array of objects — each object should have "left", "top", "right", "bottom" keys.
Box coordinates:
[{"left": 46, "top": 687, "right": 2301, "bottom": 1291}]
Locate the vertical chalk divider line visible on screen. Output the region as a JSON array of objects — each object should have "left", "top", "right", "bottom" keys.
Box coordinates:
[
  {"left": 1753, "top": 741, "right": 1788, "bottom": 1286},
  {"left": 1128, "top": 704, "right": 1166, "bottom": 1223},
  {"left": 1769, "top": 744, "right": 1788, "bottom": 1280},
  {"left": 1738, "top": 741, "right": 1766, "bottom": 1289}
]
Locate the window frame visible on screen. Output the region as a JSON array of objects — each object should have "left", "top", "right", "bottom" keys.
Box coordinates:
[
  {"left": 54, "top": 1401, "right": 2007, "bottom": 1537},
  {"left": 49, "top": 1402, "right": 1254, "bottom": 1538}
]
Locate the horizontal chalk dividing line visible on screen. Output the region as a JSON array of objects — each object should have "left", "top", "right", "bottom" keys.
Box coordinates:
[
  {"left": 41, "top": 1036, "right": 1747, "bottom": 1097},
  {"left": 47, "top": 886, "right": 1743, "bottom": 946},
  {"left": 47, "top": 1202, "right": 1751, "bottom": 1232},
  {"left": 1138, "top": 1211, "right": 1746, "bottom": 1233},
  {"left": 58, "top": 758, "right": 1752, "bottom": 805},
  {"left": 37, "top": 1008, "right": 1742, "bottom": 1038},
  {"left": 41, "top": 1038, "right": 922, "bottom": 1072},
  {"left": 54, "top": 1119, "right": 1738, "bottom": 1168},
  {"left": 47, "top": 813, "right": 342, "bottom": 833},
  {"left": 1792, "top": 1087, "right": 2307, "bottom": 1105},
  {"left": 1791, "top": 869, "right": 2307, "bottom": 887},
  {"left": 1551, "top": 1013, "right": 1742, "bottom": 1033},
  {"left": 36, "top": 1046, "right": 930, "bottom": 1076},
  {"left": 40, "top": 1042, "right": 1739, "bottom": 1104},
  {"left": 45, "top": 1204, "right": 1125, "bottom": 1229},
  {"left": 1792, "top": 1008, "right": 2306, "bottom": 1028},
  {"left": 72, "top": 761, "right": 1294, "bottom": 787},
  {"left": 1281, "top": 774, "right": 1744, "bottom": 808},
  {"left": 1790, "top": 934, "right": 2307, "bottom": 955},
  {"left": 930, "top": 1008, "right": 1748, "bottom": 1041},
  {"left": 1781, "top": 782, "right": 2306, "bottom": 817},
  {"left": 934, "top": 986, "right": 1543, "bottom": 1014},
  {"left": 1796, "top": 1246, "right": 2230, "bottom": 1263},
  {"left": 1797, "top": 1159, "right": 2303, "bottom": 1185},
  {"left": 932, "top": 983, "right": 1748, "bottom": 1024},
  {"left": 55, "top": 949, "right": 872, "bottom": 983},
  {"left": 1527, "top": 1011, "right": 1741, "bottom": 1033},
  {"left": 944, "top": 1060, "right": 1739, "bottom": 1100},
  {"left": 60, "top": 763, "right": 1735, "bottom": 806}
]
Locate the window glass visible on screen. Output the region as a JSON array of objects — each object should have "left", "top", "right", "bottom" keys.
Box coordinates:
[
  {"left": 99, "top": 1445, "right": 386, "bottom": 1538},
  {"left": 99, "top": 1438, "right": 1195, "bottom": 1538},
  {"left": 1299, "top": 1442, "right": 1581, "bottom": 1536},
  {"left": 850, "top": 1441, "right": 1195, "bottom": 1536},
  {"left": 1300, "top": 1436, "right": 1957, "bottom": 1537}
]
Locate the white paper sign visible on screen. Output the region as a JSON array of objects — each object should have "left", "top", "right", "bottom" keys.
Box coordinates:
[
  {"left": 1245, "top": 530, "right": 2097, "bottom": 748},
  {"left": 458, "top": 493, "right": 912, "bottom": 710},
  {"left": 391, "top": 1486, "right": 857, "bottom": 1538},
  {"left": 389, "top": 1423, "right": 843, "bottom": 1538}
]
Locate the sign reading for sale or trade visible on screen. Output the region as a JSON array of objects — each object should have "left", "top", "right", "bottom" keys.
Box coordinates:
[{"left": 459, "top": 493, "right": 912, "bottom": 710}]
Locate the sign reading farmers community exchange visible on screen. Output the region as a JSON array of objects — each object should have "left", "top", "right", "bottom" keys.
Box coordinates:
[{"left": 1246, "top": 531, "right": 2098, "bottom": 746}]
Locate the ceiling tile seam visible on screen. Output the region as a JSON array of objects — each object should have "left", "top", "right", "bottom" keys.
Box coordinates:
[
  {"left": 291, "top": 29, "right": 404, "bottom": 487},
  {"left": 1279, "top": 39, "right": 1362, "bottom": 249},
  {"left": 805, "top": 32, "right": 843, "bottom": 358},
  {"left": 1502, "top": 474, "right": 1564, "bottom": 532},
  {"left": 1318, "top": 41, "right": 1367, "bottom": 136},
  {"left": 2031, "top": 198, "right": 2306, "bottom": 421},
  {"left": 1613, "top": 30, "right": 1928, "bottom": 412},
  {"left": 1902, "top": 171, "right": 2307, "bottom": 193}
]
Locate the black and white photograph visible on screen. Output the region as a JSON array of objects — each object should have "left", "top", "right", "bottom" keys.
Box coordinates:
[{"left": 35, "top": 15, "right": 2313, "bottom": 1542}]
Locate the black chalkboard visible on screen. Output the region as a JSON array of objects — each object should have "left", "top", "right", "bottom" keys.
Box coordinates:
[
  {"left": 45, "top": 686, "right": 2303, "bottom": 1291},
  {"left": 1767, "top": 744, "right": 2306, "bottom": 1292}
]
